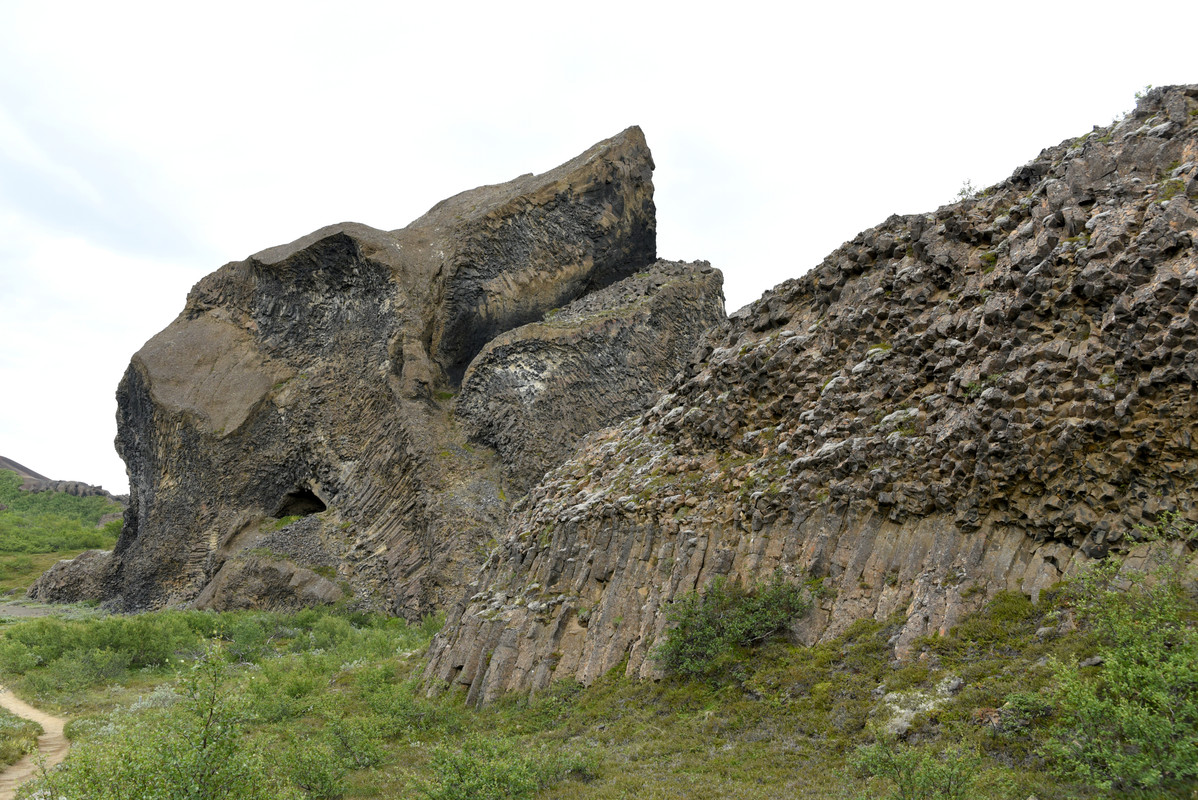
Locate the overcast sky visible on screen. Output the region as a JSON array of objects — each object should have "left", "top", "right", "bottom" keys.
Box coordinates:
[{"left": 1, "top": 0, "right": 1194, "bottom": 494}]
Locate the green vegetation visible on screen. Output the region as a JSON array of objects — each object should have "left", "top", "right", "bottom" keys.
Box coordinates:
[
  {"left": 0, "top": 522, "right": 1192, "bottom": 798},
  {"left": 1041, "top": 555, "right": 1198, "bottom": 792},
  {"left": 420, "top": 734, "right": 595, "bottom": 800},
  {"left": 1136, "top": 509, "right": 1197, "bottom": 544},
  {"left": 653, "top": 573, "right": 809, "bottom": 678},
  {"left": 0, "top": 705, "right": 41, "bottom": 767},
  {"left": 0, "top": 470, "right": 123, "bottom": 593},
  {"left": 1159, "top": 178, "right": 1186, "bottom": 202},
  {"left": 852, "top": 737, "right": 978, "bottom": 800}
]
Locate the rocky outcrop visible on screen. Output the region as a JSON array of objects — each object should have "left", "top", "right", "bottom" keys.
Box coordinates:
[
  {"left": 33, "top": 127, "right": 726, "bottom": 617},
  {"left": 27, "top": 549, "right": 114, "bottom": 604},
  {"left": 457, "top": 260, "right": 725, "bottom": 493},
  {"left": 425, "top": 85, "right": 1198, "bottom": 703}
]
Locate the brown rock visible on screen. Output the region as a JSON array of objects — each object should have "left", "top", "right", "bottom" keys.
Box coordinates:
[
  {"left": 35, "top": 128, "right": 725, "bottom": 618},
  {"left": 426, "top": 85, "right": 1198, "bottom": 703}
]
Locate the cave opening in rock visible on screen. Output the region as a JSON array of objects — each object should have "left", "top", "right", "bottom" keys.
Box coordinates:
[{"left": 274, "top": 488, "right": 327, "bottom": 518}]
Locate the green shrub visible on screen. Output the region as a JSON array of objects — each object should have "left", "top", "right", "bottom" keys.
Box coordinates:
[
  {"left": 18, "top": 644, "right": 302, "bottom": 800},
  {"left": 277, "top": 734, "right": 347, "bottom": 800},
  {"left": 654, "top": 572, "right": 809, "bottom": 678},
  {"left": 1042, "top": 555, "right": 1198, "bottom": 792},
  {"left": 359, "top": 677, "right": 463, "bottom": 738},
  {"left": 221, "top": 613, "right": 275, "bottom": 662},
  {"left": 23, "top": 648, "right": 132, "bottom": 696},
  {"left": 0, "top": 611, "right": 209, "bottom": 697},
  {"left": 852, "top": 737, "right": 978, "bottom": 800}
]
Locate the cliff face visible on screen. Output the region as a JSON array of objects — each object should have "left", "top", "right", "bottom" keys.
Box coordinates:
[
  {"left": 425, "top": 85, "right": 1198, "bottom": 704},
  {"left": 31, "top": 127, "right": 727, "bottom": 615},
  {"left": 457, "top": 260, "right": 726, "bottom": 494}
]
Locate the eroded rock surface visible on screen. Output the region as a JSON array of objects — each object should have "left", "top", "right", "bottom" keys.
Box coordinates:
[
  {"left": 425, "top": 85, "right": 1198, "bottom": 703},
  {"left": 458, "top": 260, "right": 725, "bottom": 493},
  {"left": 34, "top": 127, "right": 726, "bottom": 616}
]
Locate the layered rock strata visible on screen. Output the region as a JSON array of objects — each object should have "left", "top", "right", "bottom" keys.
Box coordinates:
[
  {"left": 425, "top": 85, "right": 1198, "bottom": 704},
  {"left": 32, "top": 127, "right": 727, "bottom": 615}
]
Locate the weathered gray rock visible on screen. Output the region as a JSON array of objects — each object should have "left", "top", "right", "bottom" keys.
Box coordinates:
[
  {"left": 34, "top": 127, "right": 726, "bottom": 617},
  {"left": 457, "top": 260, "right": 725, "bottom": 492},
  {"left": 426, "top": 85, "right": 1198, "bottom": 703},
  {"left": 192, "top": 552, "right": 344, "bottom": 612},
  {"left": 27, "top": 549, "right": 114, "bottom": 604}
]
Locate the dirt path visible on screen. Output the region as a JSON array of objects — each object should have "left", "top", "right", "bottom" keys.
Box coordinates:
[
  {"left": 0, "top": 687, "right": 69, "bottom": 799},
  {"left": 0, "top": 603, "right": 60, "bottom": 619}
]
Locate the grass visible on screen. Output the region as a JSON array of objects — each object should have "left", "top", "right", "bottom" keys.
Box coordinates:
[
  {"left": 0, "top": 547, "right": 1192, "bottom": 798},
  {"left": 0, "top": 470, "right": 122, "bottom": 594},
  {"left": 0, "top": 705, "right": 41, "bottom": 767}
]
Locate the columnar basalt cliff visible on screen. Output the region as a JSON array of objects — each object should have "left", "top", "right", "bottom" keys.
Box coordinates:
[
  {"left": 31, "top": 127, "right": 727, "bottom": 615},
  {"left": 425, "top": 86, "right": 1198, "bottom": 704},
  {"left": 457, "top": 261, "right": 726, "bottom": 494}
]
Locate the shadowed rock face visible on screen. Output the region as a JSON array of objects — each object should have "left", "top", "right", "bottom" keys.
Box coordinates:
[
  {"left": 33, "top": 127, "right": 728, "bottom": 616},
  {"left": 425, "top": 85, "right": 1198, "bottom": 704}
]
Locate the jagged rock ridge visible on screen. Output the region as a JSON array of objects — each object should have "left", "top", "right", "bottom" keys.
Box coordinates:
[
  {"left": 31, "top": 127, "right": 727, "bottom": 616},
  {"left": 425, "top": 85, "right": 1198, "bottom": 704}
]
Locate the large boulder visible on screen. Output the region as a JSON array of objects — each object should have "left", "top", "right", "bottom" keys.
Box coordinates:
[{"left": 34, "top": 127, "right": 727, "bottom": 616}]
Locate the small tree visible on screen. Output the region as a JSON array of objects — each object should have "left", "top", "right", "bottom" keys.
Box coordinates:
[
  {"left": 852, "top": 737, "right": 977, "bottom": 800},
  {"left": 19, "top": 643, "right": 301, "bottom": 800}
]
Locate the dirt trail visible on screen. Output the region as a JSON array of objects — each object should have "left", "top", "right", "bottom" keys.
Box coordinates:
[{"left": 0, "top": 687, "right": 69, "bottom": 799}]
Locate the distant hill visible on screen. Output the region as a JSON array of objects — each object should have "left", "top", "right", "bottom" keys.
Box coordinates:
[
  {"left": 0, "top": 456, "right": 49, "bottom": 482},
  {"left": 0, "top": 456, "right": 122, "bottom": 501}
]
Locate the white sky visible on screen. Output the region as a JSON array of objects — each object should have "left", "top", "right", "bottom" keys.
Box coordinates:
[{"left": 1, "top": 0, "right": 1194, "bottom": 494}]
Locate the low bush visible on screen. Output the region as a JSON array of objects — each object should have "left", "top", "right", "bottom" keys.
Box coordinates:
[
  {"left": 1042, "top": 555, "right": 1198, "bottom": 792},
  {"left": 654, "top": 572, "right": 809, "bottom": 678},
  {"left": 419, "top": 733, "right": 595, "bottom": 800},
  {"left": 852, "top": 737, "right": 978, "bottom": 800}
]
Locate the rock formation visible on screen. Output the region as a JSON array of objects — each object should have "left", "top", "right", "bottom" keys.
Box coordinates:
[
  {"left": 31, "top": 127, "right": 726, "bottom": 615},
  {"left": 457, "top": 260, "right": 725, "bottom": 493},
  {"left": 425, "top": 85, "right": 1198, "bottom": 704}
]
